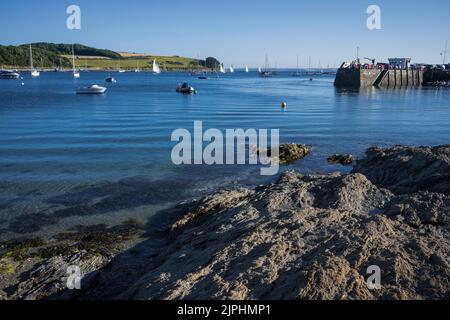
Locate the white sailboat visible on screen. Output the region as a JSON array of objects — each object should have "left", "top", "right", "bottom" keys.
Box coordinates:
[
  {"left": 245, "top": 66, "right": 249, "bottom": 73},
  {"left": 220, "top": 63, "right": 226, "bottom": 73},
  {"left": 259, "top": 54, "right": 273, "bottom": 77},
  {"left": 29, "top": 44, "right": 40, "bottom": 77},
  {"left": 152, "top": 60, "right": 161, "bottom": 74},
  {"left": 291, "top": 55, "right": 302, "bottom": 77},
  {"left": 135, "top": 61, "right": 141, "bottom": 73},
  {"left": 258, "top": 67, "right": 262, "bottom": 73},
  {"left": 229, "top": 65, "right": 234, "bottom": 73},
  {"left": 72, "top": 45, "right": 80, "bottom": 78}
]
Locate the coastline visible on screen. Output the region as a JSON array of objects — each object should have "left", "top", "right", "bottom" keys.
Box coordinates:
[{"left": 1, "top": 144, "right": 448, "bottom": 300}]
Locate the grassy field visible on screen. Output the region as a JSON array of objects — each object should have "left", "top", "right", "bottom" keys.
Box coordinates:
[{"left": 74, "top": 55, "right": 208, "bottom": 71}]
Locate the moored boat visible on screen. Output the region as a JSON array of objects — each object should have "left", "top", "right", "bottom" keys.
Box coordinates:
[
  {"left": 0, "top": 70, "right": 20, "bottom": 79},
  {"left": 29, "top": 44, "right": 40, "bottom": 77},
  {"left": 176, "top": 82, "right": 196, "bottom": 94},
  {"left": 76, "top": 84, "right": 107, "bottom": 94}
]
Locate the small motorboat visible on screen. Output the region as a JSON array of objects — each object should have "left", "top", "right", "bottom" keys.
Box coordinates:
[
  {"left": 106, "top": 76, "right": 116, "bottom": 83},
  {"left": 0, "top": 70, "right": 20, "bottom": 79},
  {"left": 76, "top": 84, "right": 107, "bottom": 94},
  {"left": 176, "top": 82, "right": 197, "bottom": 94},
  {"left": 198, "top": 76, "right": 208, "bottom": 80}
]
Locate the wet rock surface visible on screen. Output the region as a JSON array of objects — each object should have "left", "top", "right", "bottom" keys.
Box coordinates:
[
  {"left": 1, "top": 145, "right": 449, "bottom": 300},
  {"left": 278, "top": 144, "right": 311, "bottom": 164},
  {"left": 0, "top": 220, "right": 145, "bottom": 300},
  {"left": 328, "top": 154, "right": 354, "bottom": 165}
]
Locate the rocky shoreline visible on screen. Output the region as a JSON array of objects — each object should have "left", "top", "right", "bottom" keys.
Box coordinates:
[{"left": 0, "top": 145, "right": 449, "bottom": 300}]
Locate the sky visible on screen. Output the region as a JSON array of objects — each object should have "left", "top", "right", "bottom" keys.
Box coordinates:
[{"left": 1, "top": 0, "right": 450, "bottom": 67}]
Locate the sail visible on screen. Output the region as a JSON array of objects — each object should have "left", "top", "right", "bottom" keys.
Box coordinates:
[
  {"left": 229, "top": 65, "right": 234, "bottom": 73},
  {"left": 245, "top": 66, "right": 249, "bottom": 73},
  {"left": 153, "top": 60, "right": 161, "bottom": 74},
  {"left": 258, "top": 67, "right": 262, "bottom": 73},
  {"left": 220, "top": 64, "right": 225, "bottom": 73}
]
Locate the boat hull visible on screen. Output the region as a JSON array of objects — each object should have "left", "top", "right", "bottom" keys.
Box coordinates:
[
  {"left": 0, "top": 72, "right": 20, "bottom": 79},
  {"left": 76, "top": 86, "right": 107, "bottom": 94}
]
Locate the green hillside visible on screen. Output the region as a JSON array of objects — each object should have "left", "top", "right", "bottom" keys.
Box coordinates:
[{"left": 0, "top": 43, "right": 220, "bottom": 71}]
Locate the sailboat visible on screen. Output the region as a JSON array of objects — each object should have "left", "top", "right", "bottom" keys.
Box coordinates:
[
  {"left": 259, "top": 54, "right": 272, "bottom": 78},
  {"left": 135, "top": 61, "right": 141, "bottom": 73},
  {"left": 245, "top": 66, "right": 249, "bottom": 73},
  {"left": 72, "top": 45, "right": 80, "bottom": 78},
  {"left": 258, "top": 67, "right": 262, "bottom": 73},
  {"left": 291, "top": 56, "right": 302, "bottom": 77},
  {"left": 220, "top": 64, "right": 226, "bottom": 74},
  {"left": 152, "top": 60, "right": 161, "bottom": 74},
  {"left": 229, "top": 65, "right": 234, "bottom": 73},
  {"left": 29, "top": 44, "right": 40, "bottom": 77}
]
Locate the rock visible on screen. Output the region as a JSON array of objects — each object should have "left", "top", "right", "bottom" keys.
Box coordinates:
[
  {"left": 278, "top": 144, "right": 311, "bottom": 164},
  {"left": 252, "top": 143, "right": 311, "bottom": 165},
  {"left": 100, "top": 148, "right": 448, "bottom": 300},
  {"left": 3, "top": 145, "right": 449, "bottom": 300},
  {"left": 353, "top": 145, "right": 450, "bottom": 194},
  {"left": 328, "top": 154, "right": 354, "bottom": 165}
]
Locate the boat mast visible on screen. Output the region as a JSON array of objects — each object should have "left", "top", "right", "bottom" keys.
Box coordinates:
[
  {"left": 442, "top": 40, "right": 449, "bottom": 65},
  {"left": 29, "top": 44, "right": 33, "bottom": 70},
  {"left": 72, "top": 44, "right": 76, "bottom": 72}
]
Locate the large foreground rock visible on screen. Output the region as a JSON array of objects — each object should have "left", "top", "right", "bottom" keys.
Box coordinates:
[{"left": 101, "top": 145, "right": 448, "bottom": 300}]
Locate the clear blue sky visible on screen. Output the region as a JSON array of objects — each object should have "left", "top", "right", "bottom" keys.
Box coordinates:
[{"left": 1, "top": 0, "right": 449, "bottom": 67}]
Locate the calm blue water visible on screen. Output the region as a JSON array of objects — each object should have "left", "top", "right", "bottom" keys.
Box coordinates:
[{"left": 1, "top": 71, "right": 449, "bottom": 238}]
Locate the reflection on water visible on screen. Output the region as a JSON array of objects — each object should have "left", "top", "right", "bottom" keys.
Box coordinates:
[{"left": 0, "top": 72, "right": 449, "bottom": 238}]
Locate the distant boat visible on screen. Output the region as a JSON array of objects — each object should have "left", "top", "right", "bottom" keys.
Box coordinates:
[
  {"left": 245, "top": 66, "right": 249, "bottom": 73},
  {"left": 291, "top": 55, "right": 302, "bottom": 77},
  {"left": 76, "top": 84, "right": 107, "bottom": 94},
  {"left": 153, "top": 60, "right": 161, "bottom": 74},
  {"left": 72, "top": 45, "right": 80, "bottom": 78},
  {"left": 135, "top": 62, "right": 141, "bottom": 73},
  {"left": 229, "top": 65, "right": 234, "bottom": 73},
  {"left": 176, "top": 82, "right": 196, "bottom": 94},
  {"left": 118, "top": 69, "right": 126, "bottom": 73},
  {"left": 259, "top": 54, "right": 273, "bottom": 78},
  {"left": 220, "top": 64, "right": 226, "bottom": 73},
  {"left": 258, "top": 67, "right": 262, "bottom": 73},
  {"left": 29, "top": 44, "right": 40, "bottom": 77},
  {"left": 0, "top": 70, "right": 20, "bottom": 79},
  {"left": 106, "top": 76, "right": 116, "bottom": 83}
]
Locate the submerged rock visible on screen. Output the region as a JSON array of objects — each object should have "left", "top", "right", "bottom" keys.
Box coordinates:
[{"left": 328, "top": 154, "right": 354, "bottom": 165}]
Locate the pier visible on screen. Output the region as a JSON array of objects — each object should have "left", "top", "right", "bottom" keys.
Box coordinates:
[
  {"left": 334, "top": 68, "right": 424, "bottom": 88},
  {"left": 334, "top": 58, "right": 450, "bottom": 88}
]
